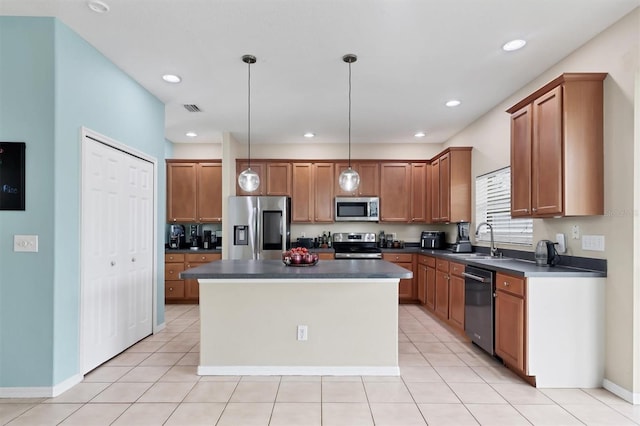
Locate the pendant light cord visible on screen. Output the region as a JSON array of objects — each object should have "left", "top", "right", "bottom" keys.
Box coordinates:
[
  {"left": 247, "top": 59, "right": 252, "bottom": 169},
  {"left": 348, "top": 60, "right": 352, "bottom": 168}
]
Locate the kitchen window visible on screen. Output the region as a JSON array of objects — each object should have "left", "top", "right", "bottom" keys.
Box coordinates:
[{"left": 475, "top": 166, "right": 532, "bottom": 245}]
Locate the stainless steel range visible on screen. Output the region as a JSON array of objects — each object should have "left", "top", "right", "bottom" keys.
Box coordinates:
[{"left": 332, "top": 232, "right": 382, "bottom": 259}]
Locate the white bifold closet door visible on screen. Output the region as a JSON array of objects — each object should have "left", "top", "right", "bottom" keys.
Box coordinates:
[{"left": 81, "top": 134, "right": 154, "bottom": 374}]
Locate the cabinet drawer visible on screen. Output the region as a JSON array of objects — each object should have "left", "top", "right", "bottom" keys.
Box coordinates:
[
  {"left": 317, "top": 252, "right": 335, "bottom": 260},
  {"left": 186, "top": 253, "right": 221, "bottom": 262},
  {"left": 164, "top": 264, "right": 185, "bottom": 279},
  {"left": 165, "top": 281, "right": 185, "bottom": 299},
  {"left": 496, "top": 272, "right": 525, "bottom": 297},
  {"left": 165, "top": 253, "right": 185, "bottom": 262},
  {"left": 436, "top": 259, "right": 449, "bottom": 272},
  {"left": 450, "top": 262, "right": 465, "bottom": 276},
  {"left": 418, "top": 255, "right": 436, "bottom": 268},
  {"left": 383, "top": 253, "right": 413, "bottom": 262}
]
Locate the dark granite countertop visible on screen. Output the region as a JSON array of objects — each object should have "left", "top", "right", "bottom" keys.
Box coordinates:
[
  {"left": 180, "top": 259, "right": 413, "bottom": 280},
  {"left": 417, "top": 249, "right": 606, "bottom": 278},
  {"left": 165, "top": 248, "right": 221, "bottom": 254}
]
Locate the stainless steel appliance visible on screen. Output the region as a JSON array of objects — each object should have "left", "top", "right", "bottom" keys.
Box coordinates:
[
  {"left": 169, "top": 224, "right": 185, "bottom": 248},
  {"left": 333, "top": 232, "right": 382, "bottom": 259},
  {"left": 463, "top": 265, "right": 495, "bottom": 355},
  {"left": 227, "top": 196, "right": 291, "bottom": 260},
  {"left": 535, "top": 239, "right": 559, "bottom": 266},
  {"left": 420, "top": 231, "right": 445, "bottom": 249},
  {"left": 189, "top": 224, "right": 201, "bottom": 249},
  {"left": 451, "top": 222, "right": 472, "bottom": 253},
  {"left": 334, "top": 197, "right": 379, "bottom": 222}
]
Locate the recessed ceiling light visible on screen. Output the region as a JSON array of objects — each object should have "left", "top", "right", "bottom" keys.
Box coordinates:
[
  {"left": 303, "top": 132, "right": 315, "bottom": 138},
  {"left": 414, "top": 131, "right": 426, "bottom": 138},
  {"left": 87, "top": 0, "right": 110, "bottom": 13},
  {"left": 502, "top": 39, "right": 527, "bottom": 52},
  {"left": 185, "top": 131, "right": 197, "bottom": 138},
  {"left": 445, "top": 99, "right": 461, "bottom": 107},
  {"left": 162, "top": 74, "right": 181, "bottom": 83}
]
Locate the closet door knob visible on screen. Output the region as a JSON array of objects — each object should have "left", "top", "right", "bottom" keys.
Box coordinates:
[
  {"left": 131, "top": 257, "right": 136, "bottom": 262},
  {"left": 110, "top": 261, "right": 116, "bottom": 266}
]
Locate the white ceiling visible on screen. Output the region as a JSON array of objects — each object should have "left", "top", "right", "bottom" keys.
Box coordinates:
[{"left": 2, "top": 0, "right": 638, "bottom": 145}]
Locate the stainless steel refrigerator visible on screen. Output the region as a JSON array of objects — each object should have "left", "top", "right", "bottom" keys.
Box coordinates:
[{"left": 227, "top": 196, "right": 291, "bottom": 260}]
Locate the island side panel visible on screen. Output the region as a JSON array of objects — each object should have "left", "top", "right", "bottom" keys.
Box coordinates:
[
  {"left": 198, "top": 278, "right": 399, "bottom": 375},
  {"left": 527, "top": 276, "right": 605, "bottom": 387}
]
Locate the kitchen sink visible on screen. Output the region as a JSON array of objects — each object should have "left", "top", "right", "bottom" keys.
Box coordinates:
[{"left": 448, "top": 253, "right": 511, "bottom": 261}]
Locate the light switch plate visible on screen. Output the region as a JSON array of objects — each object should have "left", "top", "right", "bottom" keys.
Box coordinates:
[{"left": 14, "top": 235, "right": 38, "bottom": 252}]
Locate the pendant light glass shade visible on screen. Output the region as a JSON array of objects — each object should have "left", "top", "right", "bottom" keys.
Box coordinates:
[
  {"left": 238, "top": 54, "right": 260, "bottom": 193},
  {"left": 238, "top": 168, "right": 260, "bottom": 192},
  {"left": 339, "top": 54, "right": 360, "bottom": 192},
  {"left": 338, "top": 167, "right": 360, "bottom": 192}
]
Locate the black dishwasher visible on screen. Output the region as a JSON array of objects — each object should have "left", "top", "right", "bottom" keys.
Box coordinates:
[{"left": 463, "top": 265, "right": 495, "bottom": 355}]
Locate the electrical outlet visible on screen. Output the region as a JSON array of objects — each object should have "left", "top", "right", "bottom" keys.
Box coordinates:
[
  {"left": 14, "top": 235, "right": 38, "bottom": 252},
  {"left": 572, "top": 225, "right": 580, "bottom": 240},
  {"left": 582, "top": 235, "right": 605, "bottom": 251},
  {"left": 555, "top": 233, "right": 566, "bottom": 253},
  {"left": 297, "top": 325, "right": 308, "bottom": 341}
]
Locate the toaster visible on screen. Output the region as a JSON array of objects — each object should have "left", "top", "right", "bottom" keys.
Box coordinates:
[{"left": 420, "top": 231, "right": 445, "bottom": 249}]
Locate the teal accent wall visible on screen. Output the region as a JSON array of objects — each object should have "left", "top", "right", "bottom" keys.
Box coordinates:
[
  {"left": 0, "top": 17, "right": 166, "bottom": 388},
  {"left": 0, "top": 17, "right": 56, "bottom": 388}
]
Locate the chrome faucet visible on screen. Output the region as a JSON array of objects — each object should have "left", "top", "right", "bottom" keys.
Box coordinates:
[{"left": 475, "top": 222, "right": 498, "bottom": 257}]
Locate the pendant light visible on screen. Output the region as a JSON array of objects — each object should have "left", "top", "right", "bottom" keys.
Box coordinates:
[
  {"left": 238, "top": 54, "right": 260, "bottom": 192},
  {"left": 338, "top": 54, "right": 360, "bottom": 192}
]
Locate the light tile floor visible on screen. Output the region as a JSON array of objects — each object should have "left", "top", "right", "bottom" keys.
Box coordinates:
[{"left": 2, "top": 304, "right": 639, "bottom": 425}]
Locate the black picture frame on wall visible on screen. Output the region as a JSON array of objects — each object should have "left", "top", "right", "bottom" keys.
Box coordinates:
[{"left": 0, "top": 142, "right": 26, "bottom": 211}]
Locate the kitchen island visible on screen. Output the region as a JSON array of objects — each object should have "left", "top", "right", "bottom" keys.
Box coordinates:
[{"left": 181, "top": 259, "right": 412, "bottom": 376}]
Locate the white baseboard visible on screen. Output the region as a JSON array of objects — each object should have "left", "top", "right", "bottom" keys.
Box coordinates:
[
  {"left": 0, "top": 374, "right": 83, "bottom": 398},
  {"left": 603, "top": 379, "right": 640, "bottom": 404},
  {"left": 154, "top": 321, "right": 166, "bottom": 333},
  {"left": 197, "top": 365, "right": 400, "bottom": 376}
]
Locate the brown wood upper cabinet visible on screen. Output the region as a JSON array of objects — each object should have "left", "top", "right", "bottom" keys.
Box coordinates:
[
  {"left": 292, "top": 163, "right": 334, "bottom": 223},
  {"left": 380, "top": 163, "right": 411, "bottom": 222},
  {"left": 334, "top": 162, "right": 380, "bottom": 197},
  {"left": 236, "top": 161, "right": 292, "bottom": 196},
  {"left": 430, "top": 148, "right": 472, "bottom": 223},
  {"left": 507, "top": 73, "right": 606, "bottom": 217},
  {"left": 167, "top": 160, "right": 222, "bottom": 223}
]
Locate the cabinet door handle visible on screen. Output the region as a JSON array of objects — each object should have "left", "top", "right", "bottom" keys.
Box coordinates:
[
  {"left": 169, "top": 287, "right": 174, "bottom": 291},
  {"left": 110, "top": 261, "right": 116, "bottom": 266},
  {"left": 173, "top": 218, "right": 177, "bottom": 222},
  {"left": 131, "top": 257, "right": 136, "bottom": 262},
  {"left": 532, "top": 208, "right": 537, "bottom": 212},
  {"left": 200, "top": 256, "right": 206, "bottom": 260},
  {"left": 503, "top": 281, "right": 510, "bottom": 287}
]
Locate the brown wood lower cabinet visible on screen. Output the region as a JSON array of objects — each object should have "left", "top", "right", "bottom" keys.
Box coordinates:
[
  {"left": 165, "top": 252, "right": 221, "bottom": 304},
  {"left": 448, "top": 262, "right": 465, "bottom": 331},
  {"left": 434, "top": 259, "right": 450, "bottom": 319},
  {"left": 417, "top": 255, "right": 436, "bottom": 309},
  {"left": 383, "top": 253, "right": 416, "bottom": 302},
  {"left": 495, "top": 272, "right": 526, "bottom": 374}
]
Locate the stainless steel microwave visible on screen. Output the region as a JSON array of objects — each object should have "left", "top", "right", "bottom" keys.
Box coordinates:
[{"left": 335, "top": 197, "right": 380, "bottom": 222}]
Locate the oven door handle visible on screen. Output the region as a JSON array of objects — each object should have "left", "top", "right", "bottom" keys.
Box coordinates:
[{"left": 462, "top": 272, "right": 490, "bottom": 283}]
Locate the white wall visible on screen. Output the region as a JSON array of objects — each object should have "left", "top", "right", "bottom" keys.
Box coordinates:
[{"left": 445, "top": 9, "right": 639, "bottom": 397}]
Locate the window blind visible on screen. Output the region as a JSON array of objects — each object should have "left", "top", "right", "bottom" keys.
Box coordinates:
[{"left": 475, "top": 167, "right": 532, "bottom": 245}]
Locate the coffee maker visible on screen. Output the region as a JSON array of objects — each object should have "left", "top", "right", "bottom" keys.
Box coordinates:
[
  {"left": 450, "top": 222, "right": 472, "bottom": 253},
  {"left": 189, "top": 225, "right": 201, "bottom": 249},
  {"left": 169, "top": 224, "right": 185, "bottom": 248}
]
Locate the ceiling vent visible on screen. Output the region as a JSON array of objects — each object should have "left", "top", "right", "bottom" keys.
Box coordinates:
[{"left": 183, "top": 104, "right": 201, "bottom": 112}]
